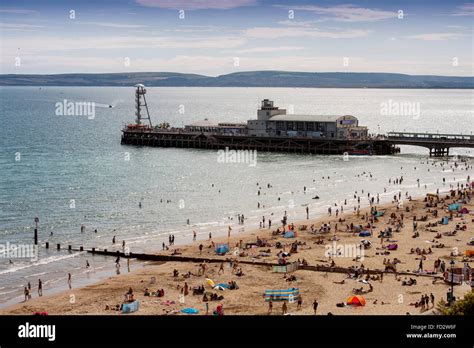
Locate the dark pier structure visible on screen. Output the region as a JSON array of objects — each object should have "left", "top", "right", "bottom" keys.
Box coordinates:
[
  {"left": 121, "top": 129, "right": 397, "bottom": 155},
  {"left": 120, "top": 85, "right": 473, "bottom": 157}
]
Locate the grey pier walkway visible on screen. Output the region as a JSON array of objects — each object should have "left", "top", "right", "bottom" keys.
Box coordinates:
[{"left": 386, "top": 131, "right": 474, "bottom": 157}]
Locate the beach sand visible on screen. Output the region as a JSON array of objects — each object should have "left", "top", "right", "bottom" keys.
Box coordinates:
[{"left": 2, "top": 188, "right": 473, "bottom": 316}]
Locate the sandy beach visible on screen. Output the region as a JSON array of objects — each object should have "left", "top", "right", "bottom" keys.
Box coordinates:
[{"left": 2, "top": 177, "right": 473, "bottom": 316}]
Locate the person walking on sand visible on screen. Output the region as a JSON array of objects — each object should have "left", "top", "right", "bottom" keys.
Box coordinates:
[
  {"left": 297, "top": 295, "right": 302, "bottom": 310},
  {"left": 218, "top": 262, "right": 224, "bottom": 275},
  {"left": 199, "top": 244, "right": 203, "bottom": 255},
  {"left": 268, "top": 300, "right": 273, "bottom": 315},
  {"left": 430, "top": 293, "right": 434, "bottom": 308},
  {"left": 38, "top": 279, "right": 42, "bottom": 297},
  {"left": 68, "top": 273, "right": 72, "bottom": 289},
  {"left": 282, "top": 301, "right": 287, "bottom": 315},
  {"left": 313, "top": 299, "right": 318, "bottom": 314}
]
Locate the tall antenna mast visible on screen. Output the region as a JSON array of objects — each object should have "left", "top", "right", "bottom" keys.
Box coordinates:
[{"left": 135, "top": 84, "right": 152, "bottom": 127}]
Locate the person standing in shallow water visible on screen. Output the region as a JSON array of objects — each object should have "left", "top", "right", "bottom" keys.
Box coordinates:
[
  {"left": 38, "top": 279, "right": 42, "bottom": 296},
  {"left": 68, "top": 273, "right": 72, "bottom": 289}
]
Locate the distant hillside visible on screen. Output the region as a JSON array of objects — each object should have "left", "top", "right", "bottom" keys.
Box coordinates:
[{"left": 0, "top": 71, "right": 472, "bottom": 88}]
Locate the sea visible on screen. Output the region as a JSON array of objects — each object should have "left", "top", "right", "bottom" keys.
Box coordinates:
[{"left": 0, "top": 86, "right": 473, "bottom": 307}]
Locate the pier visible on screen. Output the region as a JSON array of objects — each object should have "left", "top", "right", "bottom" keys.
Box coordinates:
[
  {"left": 386, "top": 132, "right": 474, "bottom": 157},
  {"left": 122, "top": 129, "right": 474, "bottom": 157},
  {"left": 121, "top": 129, "right": 397, "bottom": 155},
  {"left": 120, "top": 86, "right": 474, "bottom": 157}
]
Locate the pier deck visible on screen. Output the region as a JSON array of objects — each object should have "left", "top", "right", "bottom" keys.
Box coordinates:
[
  {"left": 386, "top": 132, "right": 474, "bottom": 157},
  {"left": 122, "top": 129, "right": 474, "bottom": 157},
  {"left": 121, "top": 129, "right": 396, "bottom": 155}
]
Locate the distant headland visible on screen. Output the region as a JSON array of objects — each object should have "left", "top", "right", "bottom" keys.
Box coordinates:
[{"left": 0, "top": 71, "right": 472, "bottom": 88}]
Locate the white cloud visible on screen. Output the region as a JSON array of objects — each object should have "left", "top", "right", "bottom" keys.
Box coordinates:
[
  {"left": 231, "top": 46, "right": 305, "bottom": 53},
  {"left": 135, "top": 0, "right": 257, "bottom": 10},
  {"left": 244, "top": 27, "right": 370, "bottom": 39},
  {"left": 277, "top": 20, "right": 319, "bottom": 27},
  {"left": 451, "top": 3, "right": 474, "bottom": 16},
  {"left": 1, "top": 35, "right": 247, "bottom": 53},
  {"left": 0, "top": 8, "right": 39, "bottom": 15},
  {"left": 408, "top": 33, "right": 465, "bottom": 41},
  {"left": 82, "top": 22, "right": 149, "bottom": 29},
  {"left": 0, "top": 23, "right": 45, "bottom": 30},
  {"left": 276, "top": 4, "right": 398, "bottom": 22}
]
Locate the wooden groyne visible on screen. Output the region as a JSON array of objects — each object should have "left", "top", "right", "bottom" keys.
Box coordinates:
[
  {"left": 46, "top": 243, "right": 443, "bottom": 279},
  {"left": 298, "top": 265, "right": 444, "bottom": 279}
]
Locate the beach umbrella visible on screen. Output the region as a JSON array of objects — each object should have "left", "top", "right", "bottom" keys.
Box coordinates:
[{"left": 347, "top": 295, "right": 366, "bottom": 306}]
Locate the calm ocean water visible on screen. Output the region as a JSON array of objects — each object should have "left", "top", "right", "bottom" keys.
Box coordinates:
[{"left": 0, "top": 87, "right": 473, "bottom": 306}]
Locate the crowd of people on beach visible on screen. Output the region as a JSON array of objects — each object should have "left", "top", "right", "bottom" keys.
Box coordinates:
[{"left": 15, "top": 155, "right": 474, "bottom": 316}]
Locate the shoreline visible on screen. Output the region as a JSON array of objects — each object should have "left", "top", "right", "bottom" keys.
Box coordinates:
[{"left": 2, "top": 182, "right": 473, "bottom": 315}]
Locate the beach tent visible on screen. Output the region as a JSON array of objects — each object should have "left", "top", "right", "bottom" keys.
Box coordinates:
[
  {"left": 181, "top": 308, "right": 199, "bottom": 314},
  {"left": 122, "top": 300, "right": 140, "bottom": 314},
  {"left": 284, "top": 231, "right": 295, "bottom": 238},
  {"left": 441, "top": 217, "right": 449, "bottom": 225},
  {"left": 347, "top": 295, "right": 366, "bottom": 306},
  {"left": 215, "top": 243, "right": 229, "bottom": 255},
  {"left": 448, "top": 203, "right": 460, "bottom": 211},
  {"left": 264, "top": 288, "right": 299, "bottom": 302},
  {"left": 359, "top": 231, "right": 371, "bottom": 237}
]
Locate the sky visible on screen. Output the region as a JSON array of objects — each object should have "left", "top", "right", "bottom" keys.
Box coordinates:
[{"left": 0, "top": 0, "right": 473, "bottom": 76}]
